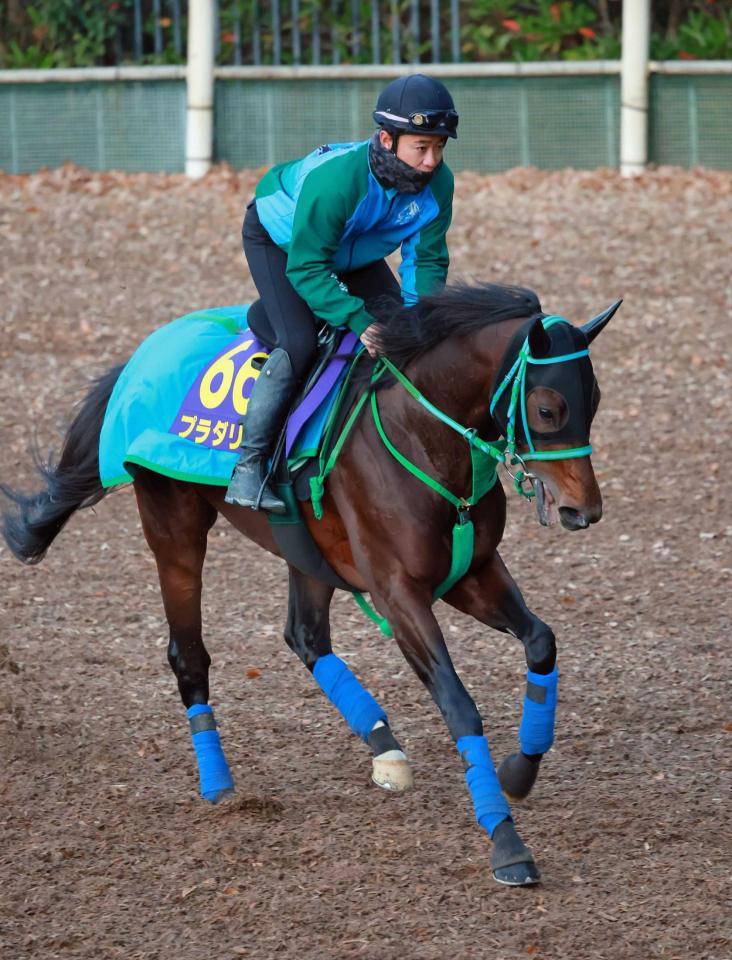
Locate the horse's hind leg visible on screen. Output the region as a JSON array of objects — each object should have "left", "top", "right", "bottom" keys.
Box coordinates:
[
  {"left": 284, "top": 565, "right": 412, "bottom": 792},
  {"left": 134, "top": 471, "right": 234, "bottom": 804},
  {"left": 445, "top": 551, "right": 557, "bottom": 803}
]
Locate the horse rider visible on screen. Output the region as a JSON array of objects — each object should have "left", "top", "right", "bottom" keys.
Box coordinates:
[{"left": 225, "top": 73, "right": 458, "bottom": 514}]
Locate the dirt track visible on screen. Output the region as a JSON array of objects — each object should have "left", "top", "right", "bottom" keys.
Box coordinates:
[{"left": 0, "top": 165, "right": 730, "bottom": 960}]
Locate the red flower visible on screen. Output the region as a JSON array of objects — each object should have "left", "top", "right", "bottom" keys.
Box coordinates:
[
  {"left": 220, "top": 31, "right": 236, "bottom": 43},
  {"left": 502, "top": 19, "right": 521, "bottom": 33},
  {"left": 549, "top": 4, "right": 561, "bottom": 22},
  {"left": 578, "top": 26, "right": 596, "bottom": 39},
  {"left": 679, "top": 50, "right": 698, "bottom": 59}
]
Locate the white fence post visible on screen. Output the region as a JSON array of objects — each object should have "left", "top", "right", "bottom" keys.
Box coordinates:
[
  {"left": 620, "top": 0, "right": 651, "bottom": 177},
  {"left": 186, "top": 0, "right": 215, "bottom": 178}
]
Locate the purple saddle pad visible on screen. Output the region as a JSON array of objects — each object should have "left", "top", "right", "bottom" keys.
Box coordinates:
[{"left": 285, "top": 331, "right": 360, "bottom": 457}]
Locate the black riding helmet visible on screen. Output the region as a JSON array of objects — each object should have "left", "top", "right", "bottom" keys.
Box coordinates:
[{"left": 373, "top": 74, "right": 459, "bottom": 141}]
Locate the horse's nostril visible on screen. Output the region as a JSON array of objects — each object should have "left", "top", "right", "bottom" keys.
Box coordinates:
[{"left": 559, "top": 506, "right": 589, "bottom": 529}]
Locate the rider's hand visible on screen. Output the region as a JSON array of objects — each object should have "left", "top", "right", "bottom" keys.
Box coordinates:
[{"left": 360, "top": 324, "right": 380, "bottom": 358}]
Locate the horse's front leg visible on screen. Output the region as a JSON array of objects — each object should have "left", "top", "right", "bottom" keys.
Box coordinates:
[
  {"left": 284, "top": 565, "right": 412, "bottom": 792},
  {"left": 445, "top": 551, "right": 557, "bottom": 804},
  {"left": 376, "top": 575, "right": 540, "bottom": 886}
]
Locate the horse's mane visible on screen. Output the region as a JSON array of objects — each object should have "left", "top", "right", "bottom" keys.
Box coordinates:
[{"left": 369, "top": 282, "right": 542, "bottom": 367}]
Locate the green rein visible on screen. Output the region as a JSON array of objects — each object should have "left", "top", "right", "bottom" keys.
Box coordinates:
[{"left": 309, "top": 316, "right": 592, "bottom": 637}]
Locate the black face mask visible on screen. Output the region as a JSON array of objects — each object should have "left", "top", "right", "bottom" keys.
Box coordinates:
[
  {"left": 490, "top": 316, "right": 598, "bottom": 450},
  {"left": 368, "top": 131, "right": 439, "bottom": 195}
]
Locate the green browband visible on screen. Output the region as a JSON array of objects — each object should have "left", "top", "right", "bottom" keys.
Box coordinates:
[{"left": 310, "top": 316, "right": 592, "bottom": 636}]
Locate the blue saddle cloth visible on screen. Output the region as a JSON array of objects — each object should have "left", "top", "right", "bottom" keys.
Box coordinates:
[{"left": 99, "top": 305, "right": 355, "bottom": 488}]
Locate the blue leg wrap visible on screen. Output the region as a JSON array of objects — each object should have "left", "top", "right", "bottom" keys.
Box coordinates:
[
  {"left": 312, "top": 653, "right": 387, "bottom": 742},
  {"left": 518, "top": 666, "right": 558, "bottom": 756},
  {"left": 187, "top": 704, "right": 235, "bottom": 803},
  {"left": 457, "top": 735, "right": 511, "bottom": 839}
]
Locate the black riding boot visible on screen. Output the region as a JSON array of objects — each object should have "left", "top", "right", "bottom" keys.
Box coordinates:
[{"left": 224, "top": 348, "right": 297, "bottom": 514}]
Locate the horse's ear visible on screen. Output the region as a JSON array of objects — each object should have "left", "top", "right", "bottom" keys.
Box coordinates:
[
  {"left": 527, "top": 317, "right": 551, "bottom": 358},
  {"left": 581, "top": 299, "right": 623, "bottom": 344}
]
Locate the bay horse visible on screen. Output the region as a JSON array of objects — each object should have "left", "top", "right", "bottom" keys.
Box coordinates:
[{"left": 1, "top": 283, "right": 619, "bottom": 887}]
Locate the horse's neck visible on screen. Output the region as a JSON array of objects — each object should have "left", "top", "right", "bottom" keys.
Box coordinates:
[
  {"left": 375, "top": 317, "right": 526, "bottom": 495},
  {"left": 404, "top": 316, "right": 527, "bottom": 438}
]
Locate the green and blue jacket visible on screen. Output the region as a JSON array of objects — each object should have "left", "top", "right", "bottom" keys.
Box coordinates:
[{"left": 254, "top": 139, "right": 453, "bottom": 336}]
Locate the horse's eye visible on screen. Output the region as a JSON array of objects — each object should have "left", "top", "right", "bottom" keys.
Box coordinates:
[{"left": 538, "top": 407, "right": 553, "bottom": 421}]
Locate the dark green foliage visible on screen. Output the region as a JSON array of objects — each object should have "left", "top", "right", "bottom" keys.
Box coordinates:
[
  {"left": 0, "top": 0, "right": 127, "bottom": 67},
  {"left": 0, "top": 0, "right": 729, "bottom": 68}
]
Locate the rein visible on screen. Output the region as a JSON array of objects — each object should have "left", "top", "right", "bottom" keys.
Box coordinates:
[{"left": 309, "top": 314, "right": 593, "bottom": 635}]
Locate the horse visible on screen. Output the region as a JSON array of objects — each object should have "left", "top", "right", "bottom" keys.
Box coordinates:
[{"left": 1, "top": 282, "right": 619, "bottom": 887}]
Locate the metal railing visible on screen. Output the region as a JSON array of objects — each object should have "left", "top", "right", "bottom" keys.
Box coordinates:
[{"left": 116, "top": 0, "right": 463, "bottom": 66}]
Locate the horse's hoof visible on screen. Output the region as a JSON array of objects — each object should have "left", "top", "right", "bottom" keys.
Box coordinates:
[
  {"left": 372, "top": 751, "right": 413, "bottom": 792},
  {"left": 492, "top": 861, "right": 541, "bottom": 887},
  {"left": 497, "top": 752, "right": 540, "bottom": 802},
  {"left": 202, "top": 785, "right": 235, "bottom": 804},
  {"left": 490, "top": 819, "right": 540, "bottom": 886}
]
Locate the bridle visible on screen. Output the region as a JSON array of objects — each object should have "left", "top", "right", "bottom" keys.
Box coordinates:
[
  {"left": 308, "top": 314, "right": 597, "bottom": 634},
  {"left": 488, "top": 315, "right": 594, "bottom": 497}
]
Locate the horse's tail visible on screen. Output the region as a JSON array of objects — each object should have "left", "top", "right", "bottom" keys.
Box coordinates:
[{"left": 0, "top": 365, "right": 123, "bottom": 565}]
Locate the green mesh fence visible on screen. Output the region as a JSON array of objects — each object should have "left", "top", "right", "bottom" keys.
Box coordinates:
[
  {"left": 0, "top": 81, "right": 185, "bottom": 174},
  {"left": 649, "top": 74, "right": 732, "bottom": 169},
  {"left": 1, "top": 73, "right": 730, "bottom": 174},
  {"left": 214, "top": 76, "right": 620, "bottom": 172}
]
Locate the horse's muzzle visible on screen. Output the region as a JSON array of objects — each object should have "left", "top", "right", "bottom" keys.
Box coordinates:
[{"left": 558, "top": 505, "right": 601, "bottom": 530}]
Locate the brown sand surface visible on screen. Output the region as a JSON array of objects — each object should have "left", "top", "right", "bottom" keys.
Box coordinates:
[{"left": 0, "top": 165, "right": 730, "bottom": 960}]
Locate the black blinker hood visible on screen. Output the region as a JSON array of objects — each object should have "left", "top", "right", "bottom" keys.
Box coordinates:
[{"left": 489, "top": 315, "right": 597, "bottom": 449}]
